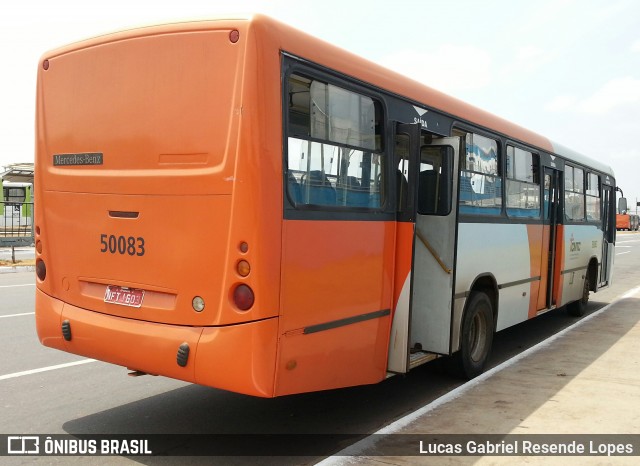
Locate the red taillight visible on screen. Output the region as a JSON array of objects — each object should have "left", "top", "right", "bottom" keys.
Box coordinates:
[
  {"left": 233, "top": 284, "right": 254, "bottom": 311},
  {"left": 36, "top": 259, "right": 46, "bottom": 281}
]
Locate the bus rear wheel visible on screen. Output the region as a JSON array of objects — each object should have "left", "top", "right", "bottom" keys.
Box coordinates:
[
  {"left": 567, "top": 269, "right": 590, "bottom": 317},
  {"left": 456, "top": 291, "right": 494, "bottom": 379}
]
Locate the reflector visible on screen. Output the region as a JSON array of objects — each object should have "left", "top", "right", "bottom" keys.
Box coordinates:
[{"left": 237, "top": 260, "right": 251, "bottom": 277}]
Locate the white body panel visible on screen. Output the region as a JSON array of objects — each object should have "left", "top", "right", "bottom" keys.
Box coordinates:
[
  {"left": 559, "top": 224, "right": 602, "bottom": 307},
  {"left": 455, "top": 223, "right": 532, "bottom": 331}
]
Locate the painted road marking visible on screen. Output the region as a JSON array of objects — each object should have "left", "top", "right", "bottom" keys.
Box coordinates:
[
  {"left": 0, "top": 312, "right": 35, "bottom": 319},
  {"left": 0, "top": 359, "right": 97, "bottom": 381}
]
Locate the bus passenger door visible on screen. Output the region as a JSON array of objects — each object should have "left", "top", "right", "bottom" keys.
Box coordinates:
[
  {"left": 410, "top": 137, "right": 459, "bottom": 358},
  {"left": 387, "top": 123, "right": 420, "bottom": 373},
  {"left": 600, "top": 184, "right": 615, "bottom": 286},
  {"left": 542, "top": 167, "right": 561, "bottom": 308}
]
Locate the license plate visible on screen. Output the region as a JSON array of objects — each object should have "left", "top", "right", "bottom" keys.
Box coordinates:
[{"left": 104, "top": 285, "right": 144, "bottom": 308}]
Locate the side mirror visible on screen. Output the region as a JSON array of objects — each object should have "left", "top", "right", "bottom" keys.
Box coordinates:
[{"left": 618, "top": 197, "right": 628, "bottom": 214}]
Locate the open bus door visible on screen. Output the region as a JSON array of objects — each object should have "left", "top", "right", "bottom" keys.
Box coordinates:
[
  {"left": 387, "top": 123, "right": 458, "bottom": 373},
  {"left": 410, "top": 137, "right": 459, "bottom": 361}
]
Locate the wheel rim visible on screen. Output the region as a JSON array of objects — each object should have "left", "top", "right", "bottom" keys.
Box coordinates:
[{"left": 469, "top": 309, "right": 488, "bottom": 362}]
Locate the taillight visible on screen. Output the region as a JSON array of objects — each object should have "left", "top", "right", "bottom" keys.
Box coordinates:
[
  {"left": 233, "top": 284, "right": 254, "bottom": 311},
  {"left": 36, "top": 259, "right": 47, "bottom": 281}
]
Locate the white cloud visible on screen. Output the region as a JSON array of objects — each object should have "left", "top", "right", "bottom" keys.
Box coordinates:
[
  {"left": 609, "top": 148, "right": 639, "bottom": 162},
  {"left": 378, "top": 45, "right": 493, "bottom": 95},
  {"left": 495, "top": 45, "right": 553, "bottom": 87},
  {"left": 517, "top": 45, "right": 543, "bottom": 61},
  {"left": 544, "top": 95, "right": 577, "bottom": 112},
  {"left": 579, "top": 77, "right": 640, "bottom": 114},
  {"left": 632, "top": 39, "right": 640, "bottom": 53},
  {"left": 542, "top": 78, "right": 640, "bottom": 115}
]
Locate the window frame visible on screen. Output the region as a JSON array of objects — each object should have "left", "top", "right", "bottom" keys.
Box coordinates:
[
  {"left": 458, "top": 130, "right": 503, "bottom": 217},
  {"left": 505, "top": 144, "right": 541, "bottom": 219},
  {"left": 282, "top": 58, "right": 394, "bottom": 221},
  {"left": 563, "top": 163, "right": 586, "bottom": 222},
  {"left": 585, "top": 171, "right": 602, "bottom": 223}
]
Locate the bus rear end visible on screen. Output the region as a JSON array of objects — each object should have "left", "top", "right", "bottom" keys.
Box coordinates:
[
  {"left": 34, "top": 20, "right": 281, "bottom": 397},
  {"left": 617, "top": 214, "right": 631, "bottom": 230}
]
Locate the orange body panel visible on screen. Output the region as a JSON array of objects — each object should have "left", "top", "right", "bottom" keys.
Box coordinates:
[
  {"left": 275, "top": 315, "right": 391, "bottom": 396},
  {"left": 276, "top": 220, "right": 395, "bottom": 395},
  {"left": 37, "top": 288, "right": 278, "bottom": 397}
]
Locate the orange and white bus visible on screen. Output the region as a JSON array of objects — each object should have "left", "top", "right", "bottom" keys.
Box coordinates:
[{"left": 35, "top": 15, "right": 617, "bottom": 397}]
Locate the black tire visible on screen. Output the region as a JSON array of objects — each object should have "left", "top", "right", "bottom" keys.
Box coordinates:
[
  {"left": 567, "top": 269, "right": 590, "bottom": 317},
  {"left": 455, "top": 291, "right": 494, "bottom": 379}
]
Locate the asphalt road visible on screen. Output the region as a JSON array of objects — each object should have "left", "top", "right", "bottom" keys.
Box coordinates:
[{"left": 1, "top": 232, "right": 639, "bottom": 465}]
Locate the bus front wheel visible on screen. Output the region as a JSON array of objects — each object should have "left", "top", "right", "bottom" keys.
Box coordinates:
[{"left": 456, "top": 291, "right": 494, "bottom": 379}]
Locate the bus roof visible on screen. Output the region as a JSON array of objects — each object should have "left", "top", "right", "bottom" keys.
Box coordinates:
[{"left": 548, "top": 141, "right": 614, "bottom": 177}]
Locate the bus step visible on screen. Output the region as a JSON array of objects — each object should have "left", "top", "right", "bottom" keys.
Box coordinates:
[{"left": 409, "top": 351, "right": 438, "bottom": 370}]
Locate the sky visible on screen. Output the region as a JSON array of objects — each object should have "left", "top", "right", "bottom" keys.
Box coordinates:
[{"left": 2, "top": 0, "right": 639, "bottom": 206}]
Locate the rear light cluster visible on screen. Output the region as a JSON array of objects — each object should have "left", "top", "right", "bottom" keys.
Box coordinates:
[
  {"left": 232, "top": 241, "right": 254, "bottom": 311},
  {"left": 35, "top": 225, "right": 46, "bottom": 281}
]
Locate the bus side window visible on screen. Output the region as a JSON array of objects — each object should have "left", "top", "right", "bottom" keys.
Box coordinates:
[
  {"left": 505, "top": 145, "right": 541, "bottom": 219},
  {"left": 286, "top": 72, "right": 385, "bottom": 211},
  {"left": 458, "top": 132, "right": 502, "bottom": 215},
  {"left": 585, "top": 172, "right": 601, "bottom": 221},
  {"left": 564, "top": 165, "right": 585, "bottom": 221},
  {"left": 417, "top": 145, "right": 452, "bottom": 216}
]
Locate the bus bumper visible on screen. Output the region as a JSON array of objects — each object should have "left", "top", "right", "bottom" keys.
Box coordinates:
[{"left": 35, "top": 288, "right": 278, "bottom": 397}]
